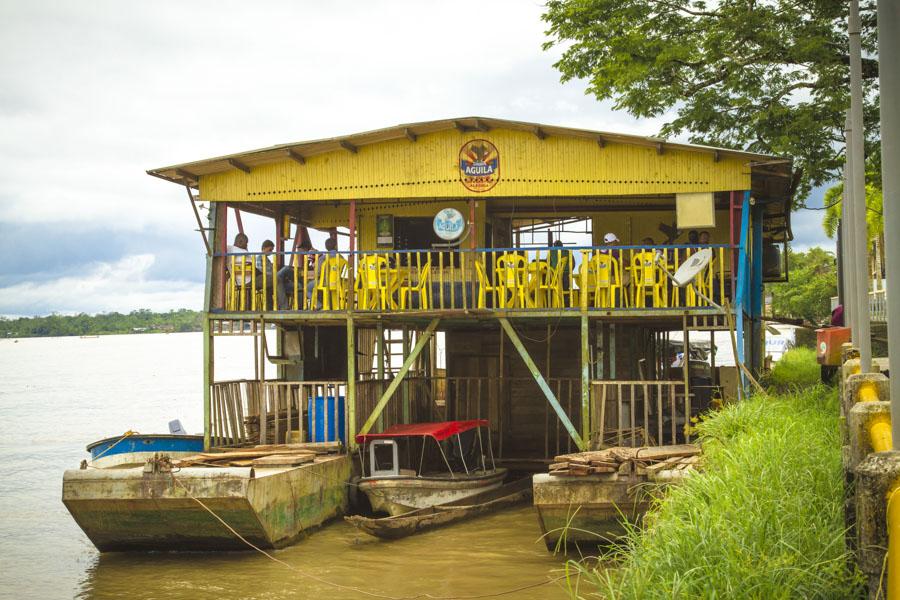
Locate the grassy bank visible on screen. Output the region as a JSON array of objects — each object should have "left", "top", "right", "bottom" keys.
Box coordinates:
[
  {"left": 574, "top": 350, "right": 863, "bottom": 598},
  {"left": 764, "top": 346, "right": 821, "bottom": 392}
]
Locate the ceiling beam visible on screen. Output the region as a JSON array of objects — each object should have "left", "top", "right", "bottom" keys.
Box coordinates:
[
  {"left": 713, "top": 150, "right": 720, "bottom": 163},
  {"left": 656, "top": 142, "right": 665, "bottom": 155},
  {"left": 175, "top": 168, "right": 198, "bottom": 183},
  {"left": 596, "top": 135, "right": 606, "bottom": 149},
  {"left": 533, "top": 127, "right": 547, "bottom": 140},
  {"left": 227, "top": 158, "right": 252, "bottom": 174},
  {"left": 473, "top": 119, "right": 490, "bottom": 132},
  {"left": 286, "top": 149, "right": 305, "bottom": 165},
  {"left": 453, "top": 120, "right": 473, "bottom": 133},
  {"left": 339, "top": 140, "right": 358, "bottom": 154},
  {"left": 404, "top": 128, "right": 417, "bottom": 142}
]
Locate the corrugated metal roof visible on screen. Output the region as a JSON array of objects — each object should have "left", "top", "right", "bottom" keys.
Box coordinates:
[{"left": 146, "top": 116, "right": 791, "bottom": 187}]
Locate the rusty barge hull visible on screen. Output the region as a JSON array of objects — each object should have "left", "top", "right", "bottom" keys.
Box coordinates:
[
  {"left": 62, "top": 455, "right": 350, "bottom": 552},
  {"left": 532, "top": 473, "right": 651, "bottom": 548}
]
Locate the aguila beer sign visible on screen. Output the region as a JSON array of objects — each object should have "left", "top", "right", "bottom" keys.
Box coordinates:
[{"left": 459, "top": 139, "right": 499, "bottom": 192}]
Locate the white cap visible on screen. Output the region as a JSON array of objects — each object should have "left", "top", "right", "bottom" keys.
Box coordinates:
[{"left": 603, "top": 232, "right": 619, "bottom": 244}]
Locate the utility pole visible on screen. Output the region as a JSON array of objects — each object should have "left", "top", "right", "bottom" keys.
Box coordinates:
[
  {"left": 877, "top": 0, "right": 900, "bottom": 446},
  {"left": 844, "top": 113, "right": 857, "bottom": 339},
  {"left": 849, "top": 0, "right": 872, "bottom": 372}
]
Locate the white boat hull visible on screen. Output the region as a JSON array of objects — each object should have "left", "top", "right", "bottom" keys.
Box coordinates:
[{"left": 358, "top": 468, "right": 507, "bottom": 516}]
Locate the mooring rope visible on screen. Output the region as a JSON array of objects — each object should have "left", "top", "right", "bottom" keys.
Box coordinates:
[
  {"left": 83, "top": 430, "right": 139, "bottom": 466},
  {"left": 168, "top": 470, "right": 566, "bottom": 599}
]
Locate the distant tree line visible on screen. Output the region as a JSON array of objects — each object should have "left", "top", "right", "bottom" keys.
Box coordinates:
[{"left": 0, "top": 309, "right": 203, "bottom": 338}]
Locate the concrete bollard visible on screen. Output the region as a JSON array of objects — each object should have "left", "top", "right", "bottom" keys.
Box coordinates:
[{"left": 855, "top": 451, "right": 900, "bottom": 599}]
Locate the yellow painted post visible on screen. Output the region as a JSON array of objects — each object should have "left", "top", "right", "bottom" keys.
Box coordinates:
[
  {"left": 346, "top": 316, "right": 357, "bottom": 450},
  {"left": 889, "top": 484, "right": 900, "bottom": 599},
  {"left": 358, "top": 318, "right": 440, "bottom": 436}
]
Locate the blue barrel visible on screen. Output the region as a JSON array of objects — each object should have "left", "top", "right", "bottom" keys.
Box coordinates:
[{"left": 307, "top": 396, "right": 346, "bottom": 444}]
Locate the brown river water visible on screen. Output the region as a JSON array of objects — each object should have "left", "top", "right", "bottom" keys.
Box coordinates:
[{"left": 0, "top": 333, "right": 573, "bottom": 599}]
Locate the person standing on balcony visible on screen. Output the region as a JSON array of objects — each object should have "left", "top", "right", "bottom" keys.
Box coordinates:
[{"left": 698, "top": 231, "right": 710, "bottom": 245}]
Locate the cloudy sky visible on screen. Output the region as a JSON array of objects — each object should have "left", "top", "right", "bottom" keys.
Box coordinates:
[{"left": 0, "top": 1, "right": 832, "bottom": 317}]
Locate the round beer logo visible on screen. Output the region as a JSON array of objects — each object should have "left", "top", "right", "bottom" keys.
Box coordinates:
[
  {"left": 459, "top": 139, "right": 499, "bottom": 192},
  {"left": 433, "top": 208, "right": 466, "bottom": 241}
]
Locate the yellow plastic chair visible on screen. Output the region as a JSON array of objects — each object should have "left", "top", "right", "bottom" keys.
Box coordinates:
[
  {"left": 691, "top": 250, "right": 715, "bottom": 306},
  {"left": 495, "top": 253, "right": 527, "bottom": 308},
  {"left": 399, "top": 261, "right": 431, "bottom": 310},
  {"left": 227, "top": 255, "right": 263, "bottom": 311},
  {"left": 632, "top": 250, "right": 667, "bottom": 308},
  {"left": 547, "top": 254, "right": 571, "bottom": 308},
  {"left": 527, "top": 260, "right": 550, "bottom": 307},
  {"left": 355, "top": 254, "right": 391, "bottom": 310},
  {"left": 313, "top": 255, "right": 349, "bottom": 310},
  {"left": 578, "top": 251, "right": 620, "bottom": 308},
  {"left": 474, "top": 260, "right": 498, "bottom": 308}
]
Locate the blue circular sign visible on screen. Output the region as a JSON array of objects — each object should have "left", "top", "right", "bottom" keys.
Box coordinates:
[{"left": 433, "top": 208, "right": 465, "bottom": 241}]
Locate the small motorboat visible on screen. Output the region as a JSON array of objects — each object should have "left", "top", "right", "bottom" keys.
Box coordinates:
[
  {"left": 86, "top": 432, "right": 204, "bottom": 468},
  {"left": 354, "top": 420, "right": 507, "bottom": 517},
  {"left": 345, "top": 476, "right": 531, "bottom": 540}
]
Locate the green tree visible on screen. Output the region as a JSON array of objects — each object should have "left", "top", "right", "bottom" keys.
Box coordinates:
[
  {"left": 542, "top": 0, "right": 880, "bottom": 202},
  {"left": 768, "top": 247, "right": 837, "bottom": 324},
  {"left": 821, "top": 157, "right": 883, "bottom": 239}
]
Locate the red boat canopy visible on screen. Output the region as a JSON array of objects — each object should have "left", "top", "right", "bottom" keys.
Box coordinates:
[{"left": 355, "top": 420, "right": 489, "bottom": 444}]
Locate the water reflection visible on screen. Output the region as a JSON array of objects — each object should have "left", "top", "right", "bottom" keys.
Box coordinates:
[{"left": 77, "top": 507, "right": 568, "bottom": 599}]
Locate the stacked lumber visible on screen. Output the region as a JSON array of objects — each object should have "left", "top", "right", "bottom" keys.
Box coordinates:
[
  {"left": 548, "top": 444, "right": 701, "bottom": 478},
  {"left": 174, "top": 441, "right": 342, "bottom": 468}
]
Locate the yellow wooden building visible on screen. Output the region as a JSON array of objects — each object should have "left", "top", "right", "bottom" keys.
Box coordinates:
[{"left": 149, "top": 116, "right": 793, "bottom": 460}]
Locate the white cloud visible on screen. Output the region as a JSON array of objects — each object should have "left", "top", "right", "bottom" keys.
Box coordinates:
[
  {"left": 0, "top": 1, "right": 828, "bottom": 313},
  {"left": 0, "top": 254, "right": 202, "bottom": 316}
]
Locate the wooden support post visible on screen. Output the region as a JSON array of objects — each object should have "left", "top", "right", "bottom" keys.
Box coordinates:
[
  {"left": 348, "top": 200, "right": 356, "bottom": 310},
  {"left": 186, "top": 185, "right": 212, "bottom": 256},
  {"left": 498, "top": 324, "right": 505, "bottom": 459},
  {"left": 469, "top": 199, "right": 477, "bottom": 250},
  {"left": 275, "top": 207, "right": 284, "bottom": 270},
  {"left": 377, "top": 321, "right": 385, "bottom": 431},
  {"left": 358, "top": 318, "right": 440, "bottom": 436},
  {"left": 258, "top": 318, "right": 267, "bottom": 443},
  {"left": 610, "top": 323, "right": 617, "bottom": 379},
  {"left": 581, "top": 314, "right": 591, "bottom": 449},
  {"left": 682, "top": 314, "right": 690, "bottom": 439},
  {"left": 499, "top": 318, "right": 586, "bottom": 450},
  {"left": 347, "top": 316, "right": 357, "bottom": 450},
  {"left": 203, "top": 317, "right": 212, "bottom": 451},
  {"left": 234, "top": 206, "right": 244, "bottom": 235},
  {"left": 211, "top": 203, "right": 227, "bottom": 311},
  {"left": 401, "top": 326, "right": 410, "bottom": 423}
]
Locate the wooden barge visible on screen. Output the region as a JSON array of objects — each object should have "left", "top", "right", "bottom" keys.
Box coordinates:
[
  {"left": 63, "top": 453, "right": 349, "bottom": 551},
  {"left": 62, "top": 116, "right": 795, "bottom": 552}
]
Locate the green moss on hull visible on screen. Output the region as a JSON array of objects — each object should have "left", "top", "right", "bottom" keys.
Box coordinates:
[{"left": 63, "top": 456, "right": 351, "bottom": 552}]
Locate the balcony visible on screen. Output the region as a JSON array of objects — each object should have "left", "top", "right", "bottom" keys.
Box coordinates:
[{"left": 213, "top": 244, "right": 734, "bottom": 319}]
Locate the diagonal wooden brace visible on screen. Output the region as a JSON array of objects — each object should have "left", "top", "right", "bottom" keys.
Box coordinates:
[
  {"left": 358, "top": 318, "right": 441, "bottom": 436},
  {"left": 498, "top": 318, "right": 586, "bottom": 451}
]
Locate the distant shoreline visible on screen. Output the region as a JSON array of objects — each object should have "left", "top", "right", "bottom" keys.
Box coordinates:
[{"left": 1, "top": 309, "right": 202, "bottom": 339}]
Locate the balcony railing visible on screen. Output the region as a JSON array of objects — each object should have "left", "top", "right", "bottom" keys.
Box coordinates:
[
  {"left": 830, "top": 289, "right": 887, "bottom": 323},
  {"left": 218, "top": 244, "right": 732, "bottom": 315},
  {"left": 210, "top": 379, "right": 347, "bottom": 447}
]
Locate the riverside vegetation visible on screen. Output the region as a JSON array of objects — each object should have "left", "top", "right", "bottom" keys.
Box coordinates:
[
  {"left": 570, "top": 348, "right": 865, "bottom": 598},
  {"left": 0, "top": 309, "right": 202, "bottom": 338}
]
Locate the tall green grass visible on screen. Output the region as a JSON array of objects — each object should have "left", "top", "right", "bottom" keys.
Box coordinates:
[
  {"left": 572, "top": 384, "right": 863, "bottom": 599},
  {"left": 765, "top": 346, "right": 821, "bottom": 392}
]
